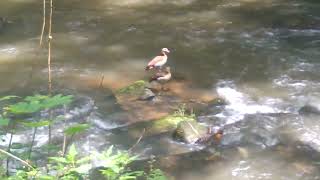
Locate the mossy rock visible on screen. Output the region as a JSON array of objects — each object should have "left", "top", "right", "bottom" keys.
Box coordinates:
[
  {"left": 174, "top": 121, "right": 209, "bottom": 144},
  {"left": 124, "top": 114, "right": 196, "bottom": 138},
  {"left": 116, "top": 80, "right": 147, "bottom": 96}
]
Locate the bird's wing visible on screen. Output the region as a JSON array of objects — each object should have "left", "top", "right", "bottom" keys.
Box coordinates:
[
  {"left": 149, "top": 72, "right": 165, "bottom": 82},
  {"left": 147, "top": 56, "right": 163, "bottom": 66}
]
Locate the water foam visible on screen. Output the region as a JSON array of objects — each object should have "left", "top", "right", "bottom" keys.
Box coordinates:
[{"left": 215, "top": 82, "right": 283, "bottom": 124}]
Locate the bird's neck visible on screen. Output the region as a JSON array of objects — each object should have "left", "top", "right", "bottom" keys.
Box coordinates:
[{"left": 160, "top": 52, "right": 167, "bottom": 56}]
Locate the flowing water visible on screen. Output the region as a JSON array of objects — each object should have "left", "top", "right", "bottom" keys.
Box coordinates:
[{"left": 1, "top": 0, "right": 320, "bottom": 179}]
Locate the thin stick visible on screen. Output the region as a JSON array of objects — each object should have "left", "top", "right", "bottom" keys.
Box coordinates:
[
  {"left": 62, "top": 106, "right": 67, "bottom": 156},
  {"left": 39, "top": 0, "right": 46, "bottom": 46},
  {"left": 128, "top": 128, "right": 145, "bottom": 152},
  {"left": 0, "top": 148, "right": 34, "bottom": 169},
  {"left": 47, "top": 0, "right": 53, "bottom": 94},
  {"left": 6, "top": 131, "right": 14, "bottom": 176},
  {"left": 99, "top": 75, "right": 105, "bottom": 88},
  {"left": 28, "top": 127, "right": 38, "bottom": 159},
  {"left": 62, "top": 134, "right": 67, "bottom": 156},
  {"left": 63, "top": 134, "right": 75, "bottom": 156}
]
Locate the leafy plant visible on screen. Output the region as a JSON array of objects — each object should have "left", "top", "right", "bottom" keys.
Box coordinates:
[
  {"left": 64, "top": 124, "right": 90, "bottom": 136},
  {"left": 97, "top": 146, "right": 143, "bottom": 180},
  {"left": 173, "top": 103, "right": 195, "bottom": 118},
  {"left": 147, "top": 169, "right": 167, "bottom": 180},
  {"left": 6, "top": 94, "right": 73, "bottom": 114},
  {"left": 49, "top": 144, "right": 91, "bottom": 179}
]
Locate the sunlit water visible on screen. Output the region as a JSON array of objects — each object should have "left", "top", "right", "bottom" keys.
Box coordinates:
[{"left": 1, "top": 0, "right": 320, "bottom": 179}]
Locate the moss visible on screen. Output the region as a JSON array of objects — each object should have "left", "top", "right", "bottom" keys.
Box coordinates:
[
  {"left": 127, "top": 114, "right": 196, "bottom": 138},
  {"left": 151, "top": 114, "right": 195, "bottom": 133},
  {"left": 173, "top": 121, "right": 208, "bottom": 143},
  {"left": 116, "top": 80, "right": 146, "bottom": 95}
]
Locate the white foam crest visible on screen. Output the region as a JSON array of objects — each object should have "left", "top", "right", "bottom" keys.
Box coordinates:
[{"left": 216, "top": 84, "right": 281, "bottom": 124}]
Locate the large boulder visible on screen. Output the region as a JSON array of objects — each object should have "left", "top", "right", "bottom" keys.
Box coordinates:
[{"left": 114, "top": 80, "right": 225, "bottom": 123}]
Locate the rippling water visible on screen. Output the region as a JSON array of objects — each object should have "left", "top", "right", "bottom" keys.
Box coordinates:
[{"left": 1, "top": 0, "right": 320, "bottom": 179}]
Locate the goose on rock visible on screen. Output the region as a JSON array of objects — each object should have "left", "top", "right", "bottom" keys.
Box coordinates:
[
  {"left": 149, "top": 66, "right": 171, "bottom": 90},
  {"left": 145, "top": 48, "right": 170, "bottom": 71}
]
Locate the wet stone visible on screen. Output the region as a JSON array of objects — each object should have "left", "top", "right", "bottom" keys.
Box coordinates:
[
  {"left": 299, "top": 105, "right": 320, "bottom": 115},
  {"left": 173, "top": 121, "right": 209, "bottom": 144},
  {"left": 138, "top": 88, "right": 155, "bottom": 101}
]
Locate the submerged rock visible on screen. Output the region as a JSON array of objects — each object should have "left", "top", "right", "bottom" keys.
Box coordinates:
[{"left": 299, "top": 104, "right": 320, "bottom": 115}]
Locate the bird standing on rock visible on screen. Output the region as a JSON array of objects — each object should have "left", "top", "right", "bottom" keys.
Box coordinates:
[
  {"left": 149, "top": 66, "right": 172, "bottom": 90},
  {"left": 145, "top": 48, "right": 170, "bottom": 71}
]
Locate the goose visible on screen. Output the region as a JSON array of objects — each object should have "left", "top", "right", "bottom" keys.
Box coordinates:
[
  {"left": 149, "top": 66, "right": 171, "bottom": 82},
  {"left": 149, "top": 66, "right": 171, "bottom": 90},
  {"left": 145, "top": 48, "right": 170, "bottom": 71}
]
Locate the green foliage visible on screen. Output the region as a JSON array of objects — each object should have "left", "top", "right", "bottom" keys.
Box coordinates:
[
  {"left": 97, "top": 146, "right": 143, "bottom": 180},
  {"left": 0, "top": 117, "right": 9, "bottom": 126},
  {"left": 0, "top": 96, "right": 19, "bottom": 102},
  {"left": 49, "top": 144, "right": 91, "bottom": 179},
  {"left": 173, "top": 103, "right": 195, "bottom": 118},
  {"left": 6, "top": 94, "right": 73, "bottom": 114},
  {"left": 0, "top": 94, "right": 168, "bottom": 180},
  {"left": 21, "top": 120, "right": 52, "bottom": 128},
  {"left": 7, "top": 100, "right": 42, "bottom": 114},
  {"left": 64, "top": 123, "right": 90, "bottom": 136},
  {"left": 147, "top": 169, "right": 167, "bottom": 180}
]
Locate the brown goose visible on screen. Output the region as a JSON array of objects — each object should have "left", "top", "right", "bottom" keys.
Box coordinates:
[
  {"left": 145, "top": 48, "right": 170, "bottom": 71},
  {"left": 149, "top": 66, "right": 171, "bottom": 82},
  {"left": 149, "top": 66, "right": 172, "bottom": 90}
]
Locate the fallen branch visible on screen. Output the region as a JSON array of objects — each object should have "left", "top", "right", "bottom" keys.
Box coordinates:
[
  {"left": 99, "top": 75, "right": 105, "bottom": 88},
  {"left": 0, "top": 148, "right": 34, "bottom": 169},
  {"left": 128, "top": 128, "right": 145, "bottom": 152}
]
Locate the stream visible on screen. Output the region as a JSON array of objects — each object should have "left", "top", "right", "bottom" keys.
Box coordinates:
[{"left": 1, "top": 0, "right": 320, "bottom": 179}]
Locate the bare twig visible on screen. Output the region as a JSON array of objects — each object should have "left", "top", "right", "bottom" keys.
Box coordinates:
[
  {"left": 39, "top": 0, "right": 46, "bottom": 46},
  {"left": 62, "top": 106, "right": 67, "bottom": 156},
  {"left": 0, "top": 148, "right": 34, "bottom": 169},
  {"left": 47, "top": 0, "right": 53, "bottom": 94},
  {"left": 99, "top": 75, "right": 105, "bottom": 88},
  {"left": 186, "top": 121, "right": 199, "bottom": 135},
  {"left": 28, "top": 127, "right": 38, "bottom": 159},
  {"left": 128, "top": 128, "right": 145, "bottom": 152},
  {"left": 6, "top": 131, "right": 14, "bottom": 176}
]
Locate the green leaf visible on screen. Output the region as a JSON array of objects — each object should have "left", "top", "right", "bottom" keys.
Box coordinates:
[
  {"left": 147, "top": 169, "right": 167, "bottom": 180},
  {"left": 42, "top": 94, "right": 73, "bottom": 109},
  {"left": 49, "top": 157, "right": 68, "bottom": 164},
  {"left": 0, "top": 96, "right": 19, "bottom": 101},
  {"left": 76, "top": 156, "right": 91, "bottom": 164},
  {"left": 21, "top": 120, "right": 51, "bottom": 128},
  {"left": 37, "top": 175, "right": 56, "bottom": 180},
  {"left": 8, "top": 101, "right": 42, "bottom": 114},
  {"left": 0, "top": 118, "right": 9, "bottom": 126},
  {"left": 74, "top": 164, "right": 92, "bottom": 174},
  {"left": 120, "top": 171, "right": 144, "bottom": 180},
  {"left": 64, "top": 124, "right": 90, "bottom": 136},
  {"left": 25, "top": 95, "right": 48, "bottom": 102},
  {"left": 66, "top": 144, "right": 77, "bottom": 163}
]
